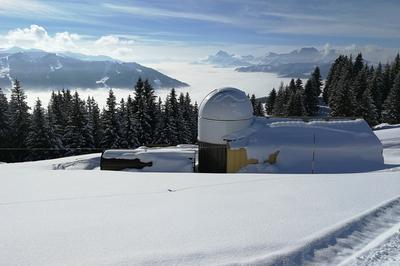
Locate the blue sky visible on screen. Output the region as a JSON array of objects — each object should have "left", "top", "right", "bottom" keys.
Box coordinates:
[{"left": 0, "top": 0, "right": 399, "bottom": 62}]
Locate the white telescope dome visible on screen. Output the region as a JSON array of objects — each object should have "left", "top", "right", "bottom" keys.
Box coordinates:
[
  {"left": 199, "top": 87, "right": 253, "bottom": 121},
  {"left": 198, "top": 87, "right": 254, "bottom": 144}
]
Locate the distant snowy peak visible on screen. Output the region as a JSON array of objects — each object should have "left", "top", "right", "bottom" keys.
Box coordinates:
[
  {"left": 0, "top": 47, "right": 188, "bottom": 89},
  {"left": 199, "top": 47, "right": 335, "bottom": 78},
  {"left": 198, "top": 50, "right": 256, "bottom": 67}
]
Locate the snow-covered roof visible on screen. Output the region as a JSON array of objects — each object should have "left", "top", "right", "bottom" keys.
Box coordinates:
[
  {"left": 199, "top": 87, "right": 253, "bottom": 121},
  {"left": 226, "top": 117, "right": 384, "bottom": 173}
]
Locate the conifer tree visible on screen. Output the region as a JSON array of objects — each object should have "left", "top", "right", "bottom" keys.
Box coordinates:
[
  {"left": 143, "top": 79, "right": 157, "bottom": 143},
  {"left": 100, "top": 89, "right": 121, "bottom": 148},
  {"left": 254, "top": 101, "right": 264, "bottom": 116},
  {"left": 8, "top": 79, "right": 30, "bottom": 149},
  {"left": 353, "top": 53, "right": 364, "bottom": 77},
  {"left": 124, "top": 95, "right": 138, "bottom": 148},
  {"left": 367, "top": 65, "right": 384, "bottom": 117},
  {"left": 382, "top": 73, "right": 400, "bottom": 124},
  {"left": 26, "top": 99, "right": 57, "bottom": 159},
  {"left": 359, "top": 88, "right": 378, "bottom": 126},
  {"left": 286, "top": 90, "right": 305, "bottom": 116},
  {"left": 273, "top": 84, "right": 288, "bottom": 116},
  {"left": 159, "top": 89, "right": 179, "bottom": 145},
  {"left": 382, "top": 63, "right": 393, "bottom": 104},
  {"left": 352, "top": 67, "right": 368, "bottom": 104},
  {"left": 133, "top": 78, "right": 151, "bottom": 145},
  {"left": 63, "top": 92, "right": 92, "bottom": 153},
  {"left": 330, "top": 68, "right": 357, "bottom": 117},
  {"left": 310, "top": 67, "right": 323, "bottom": 97},
  {"left": 191, "top": 101, "right": 199, "bottom": 143},
  {"left": 288, "top": 79, "right": 296, "bottom": 92},
  {"left": 266, "top": 88, "right": 276, "bottom": 115},
  {"left": 0, "top": 88, "right": 10, "bottom": 149},
  {"left": 303, "top": 79, "right": 319, "bottom": 116},
  {"left": 295, "top": 78, "right": 303, "bottom": 91},
  {"left": 117, "top": 98, "right": 128, "bottom": 148},
  {"left": 88, "top": 97, "right": 102, "bottom": 148},
  {"left": 177, "top": 92, "right": 191, "bottom": 144},
  {"left": 47, "top": 91, "right": 65, "bottom": 149},
  {"left": 250, "top": 94, "right": 257, "bottom": 115}
]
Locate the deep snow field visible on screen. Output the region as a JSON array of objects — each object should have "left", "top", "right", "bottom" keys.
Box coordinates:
[{"left": 0, "top": 127, "right": 400, "bottom": 265}]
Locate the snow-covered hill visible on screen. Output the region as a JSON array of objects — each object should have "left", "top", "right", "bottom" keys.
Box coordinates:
[
  {"left": 0, "top": 47, "right": 188, "bottom": 89},
  {"left": 0, "top": 127, "right": 399, "bottom": 265}
]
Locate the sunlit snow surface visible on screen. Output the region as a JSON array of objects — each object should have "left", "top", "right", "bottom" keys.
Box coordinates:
[{"left": 0, "top": 127, "right": 399, "bottom": 265}]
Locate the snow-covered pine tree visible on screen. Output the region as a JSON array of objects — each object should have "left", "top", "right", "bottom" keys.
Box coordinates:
[
  {"left": 124, "top": 95, "right": 138, "bottom": 148},
  {"left": 288, "top": 79, "right": 296, "bottom": 93},
  {"left": 323, "top": 55, "right": 347, "bottom": 104},
  {"left": 0, "top": 88, "right": 10, "bottom": 149},
  {"left": 191, "top": 101, "right": 199, "bottom": 143},
  {"left": 352, "top": 53, "right": 364, "bottom": 78},
  {"left": 359, "top": 88, "right": 378, "bottom": 126},
  {"left": 87, "top": 97, "right": 102, "bottom": 148},
  {"left": 250, "top": 94, "right": 257, "bottom": 115},
  {"left": 63, "top": 91, "right": 92, "bottom": 154},
  {"left": 132, "top": 78, "right": 152, "bottom": 145},
  {"left": 47, "top": 91, "right": 65, "bottom": 150},
  {"left": 295, "top": 78, "right": 303, "bottom": 91},
  {"left": 382, "top": 63, "right": 393, "bottom": 104},
  {"left": 100, "top": 89, "right": 121, "bottom": 148},
  {"left": 329, "top": 67, "right": 357, "bottom": 117},
  {"left": 391, "top": 53, "right": 400, "bottom": 82},
  {"left": 143, "top": 79, "right": 157, "bottom": 143},
  {"left": 158, "top": 89, "right": 179, "bottom": 145},
  {"left": 382, "top": 73, "right": 400, "bottom": 124},
  {"left": 350, "top": 68, "right": 368, "bottom": 116},
  {"left": 254, "top": 101, "right": 264, "bottom": 116},
  {"left": 8, "top": 79, "right": 30, "bottom": 150},
  {"left": 303, "top": 79, "right": 319, "bottom": 116},
  {"left": 152, "top": 96, "right": 164, "bottom": 145},
  {"left": 26, "top": 99, "right": 58, "bottom": 160},
  {"left": 286, "top": 90, "right": 305, "bottom": 116},
  {"left": 273, "top": 84, "right": 288, "bottom": 116},
  {"left": 367, "top": 64, "right": 384, "bottom": 118},
  {"left": 117, "top": 98, "right": 128, "bottom": 148},
  {"left": 310, "top": 67, "right": 323, "bottom": 97},
  {"left": 265, "top": 88, "right": 276, "bottom": 115},
  {"left": 177, "top": 93, "right": 191, "bottom": 144}
]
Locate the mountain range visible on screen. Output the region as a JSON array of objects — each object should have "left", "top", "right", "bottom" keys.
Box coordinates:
[
  {"left": 200, "top": 47, "right": 339, "bottom": 78},
  {"left": 0, "top": 47, "right": 188, "bottom": 90}
]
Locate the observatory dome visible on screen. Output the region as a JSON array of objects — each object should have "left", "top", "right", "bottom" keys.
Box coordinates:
[
  {"left": 199, "top": 88, "right": 253, "bottom": 121},
  {"left": 198, "top": 88, "right": 254, "bottom": 144}
]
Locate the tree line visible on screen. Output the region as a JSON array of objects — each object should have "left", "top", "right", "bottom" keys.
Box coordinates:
[
  {"left": 259, "top": 53, "right": 400, "bottom": 126},
  {"left": 1, "top": 53, "right": 400, "bottom": 162},
  {"left": 0, "top": 78, "right": 198, "bottom": 162}
]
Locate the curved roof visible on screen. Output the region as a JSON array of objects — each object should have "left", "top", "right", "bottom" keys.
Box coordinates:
[{"left": 199, "top": 87, "right": 253, "bottom": 121}]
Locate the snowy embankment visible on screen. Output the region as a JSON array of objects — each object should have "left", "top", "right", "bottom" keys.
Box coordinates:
[{"left": 0, "top": 128, "right": 399, "bottom": 265}]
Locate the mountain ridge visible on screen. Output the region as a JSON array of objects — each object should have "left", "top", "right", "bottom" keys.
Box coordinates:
[{"left": 0, "top": 47, "right": 188, "bottom": 90}]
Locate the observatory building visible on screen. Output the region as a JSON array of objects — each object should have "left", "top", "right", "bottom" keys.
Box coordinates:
[{"left": 197, "top": 87, "right": 384, "bottom": 173}]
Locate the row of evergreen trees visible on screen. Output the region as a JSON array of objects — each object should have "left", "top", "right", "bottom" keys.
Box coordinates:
[
  {"left": 0, "top": 78, "right": 198, "bottom": 162},
  {"left": 261, "top": 54, "right": 400, "bottom": 126},
  {"left": 262, "top": 67, "right": 322, "bottom": 117},
  {"left": 323, "top": 53, "right": 400, "bottom": 125}
]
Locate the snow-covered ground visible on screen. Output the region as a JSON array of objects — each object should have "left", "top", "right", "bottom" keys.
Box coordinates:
[{"left": 0, "top": 127, "right": 399, "bottom": 265}]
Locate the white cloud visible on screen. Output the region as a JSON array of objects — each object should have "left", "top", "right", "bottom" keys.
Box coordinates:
[
  {"left": 0, "top": 0, "right": 61, "bottom": 16},
  {"left": 103, "top": 3, "right": 235, "bottom": 24}
]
